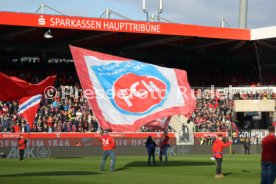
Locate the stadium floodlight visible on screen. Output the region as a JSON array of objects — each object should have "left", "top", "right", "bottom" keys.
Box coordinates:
[
  {"left": 143, "top": 0, "right": 164, "bottom": 22},
  {"left": 239, "top": 0, "right": 248, "bottom": 28},
  {"left": 157, "top": 0, "right": 163, "bottom": 22},
  {"left": 220, "top": 17, "right": 225, "bottom": 28},
  {"left": 44, "top": 29, "right": 53, "bottom": 39},
  {"left": 142, "top": 0, "right": 149, "bottom": 21},
  {"left": 142, "top": 0, "right": 147, "bottom": 11},
  {"left": 159, "top": 0, "right": 163, "bottom": 13}
]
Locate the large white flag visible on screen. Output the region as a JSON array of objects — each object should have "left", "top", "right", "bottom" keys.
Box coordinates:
[{"left": 70, "top": 46, "right": 195, "bottom": 132}]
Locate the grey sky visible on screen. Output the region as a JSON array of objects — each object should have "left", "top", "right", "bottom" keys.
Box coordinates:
[{"left": 0, "top": 0, "right": 275, "bottom": 28}]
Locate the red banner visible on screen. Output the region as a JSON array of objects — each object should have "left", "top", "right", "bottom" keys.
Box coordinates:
[
  {"left": 0, "top": 73, "right": 56, "bottom": 102},
  {"left": 194, "top": 132, "right": 227, "bottom": 138},
  {"left": 0, "top": 12, "right": 250, "bottom": 40},
  {"left": 194, "top": 132, "right": 227, "bottom": 145},
  {"left": 0, "top": 132, "right": 174, "bottom": 138}
]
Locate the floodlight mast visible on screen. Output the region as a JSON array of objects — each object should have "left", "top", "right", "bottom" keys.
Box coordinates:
[
  {"left": 221, "top": 17, "right": 225, "bottom": 28},
  {"left": 239, "top": 0, "right": 248, "bottom": 28},
  {"left": 158, "top": 0, "right": 163, "bottom": 22},
  {"left": 143, "top": 0, "right": 163, "bottom": 22},
  {"left": 142, "top": 0, "right": 149, "bottom": 21}
]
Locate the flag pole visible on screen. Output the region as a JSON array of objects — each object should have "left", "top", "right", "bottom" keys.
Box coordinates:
[
  {"left": 274, "top": 124, "right": 276, "bottom": 138},
  {"left": 159, "top": 128, "right": 165, "bottom": 144},
  {"left": 158, "top": 116, "right": 170, "bottom": 145},
  {"left": 229, "top": 122, "right": 233, "bottom": 155},
  {"left": 158, "top": 121, "right": 167, "bottom": 162}
]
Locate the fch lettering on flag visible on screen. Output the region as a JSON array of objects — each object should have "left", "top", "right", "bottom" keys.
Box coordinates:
[
  {"left": 18, "top": 94, "right": 42, "bottom": 128},
  {"left": 70, "top": 46, "right": 195, "bottom": 132}
]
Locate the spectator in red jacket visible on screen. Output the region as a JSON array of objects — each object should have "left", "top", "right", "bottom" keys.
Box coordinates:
[
  {"left": 13, "top": 122, "right": 21, "bottom": 133},
  {"left": 261, "top": 126, "right": 276, "bottom": 184},
  {"left": 212, "top": 134, "right": 232, "bottom": 179},
  {"left": 159, "top": 131, "right": 170, "bottom": 163},
  {"left": 18, "top": 135, "right": 28, "bottom": 161},
  {"left": 100, "top": 129, "right": 116, "bottom": 171},
  {"left": 47, "top": 115, "right": 54, "bottom": 132}
]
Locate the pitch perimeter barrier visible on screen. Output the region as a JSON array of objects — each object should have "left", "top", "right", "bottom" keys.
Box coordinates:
[
  {"left": 0, "top": 132, "right": 176, "bottom": 147},
  {"left": 0, "top": 133, "right": 263, "bottom": 159},
  {"left": 0, "top": 145, "right": 261, "bottom": 159}
]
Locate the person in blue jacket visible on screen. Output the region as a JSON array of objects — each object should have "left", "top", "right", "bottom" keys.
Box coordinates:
[{"left": 145, "top": 136, "right": 156, "bottom": 166}]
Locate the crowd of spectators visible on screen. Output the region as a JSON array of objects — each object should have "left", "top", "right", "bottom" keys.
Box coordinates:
[
  {"left": 0, "top": 62, "right": 275, "bottom": 133},
  {"left": 0, "top": 68, "right": 99, "bottom": 133},
  {"left": 190, "top": 88, "right": 276, "bottom": 133},
  {"left": 190, "top": 89, "right": 233, "bottom": 133}
]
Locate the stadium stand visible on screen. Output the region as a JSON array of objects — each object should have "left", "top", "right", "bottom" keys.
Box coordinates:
[{"left": 0, "top": 61, "right": 275, "bottom": 133}]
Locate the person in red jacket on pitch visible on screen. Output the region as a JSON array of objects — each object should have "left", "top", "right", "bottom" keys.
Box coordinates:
[
  {"left": 18, "top": 135, "right": 28, "bottom": 161},
  {"left": 159, "top": 131, "right": 170, "bottom": 163},
  {"left": 212, "top": 134, "right": 232, "bottom": 179},
  {"left": 100, "top": 129, "right": 116, "bottom": 171}
]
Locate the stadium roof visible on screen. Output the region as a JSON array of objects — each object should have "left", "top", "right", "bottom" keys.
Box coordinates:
[{"left": 0, "top": 11, "right": 275, "bottom": 65}]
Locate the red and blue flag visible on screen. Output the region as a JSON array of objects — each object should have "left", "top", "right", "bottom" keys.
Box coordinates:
[
  {"left": 70, "top": 46, "right": 195, "bottom": 132},
  {"left": 18, "top": 94, "right": 42, "bottom": 128}
]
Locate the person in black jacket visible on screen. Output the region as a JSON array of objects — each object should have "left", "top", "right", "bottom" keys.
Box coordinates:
[
  {"left": 145, "top": 136, "right": 156, "bottom": 166},
  {"left": 243, "top": 137, "right": 251, "bottom": 155}
]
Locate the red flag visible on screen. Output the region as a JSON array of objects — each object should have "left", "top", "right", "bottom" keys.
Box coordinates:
[
  {"left": 0, "top": 72, "right": 56, "bottom": 101},
  {"left": 144, "top": 117, "right": 172, "bottom": 132},
  {"left": 18, "top": 95, "right": 42, "bottom": 128},
  {"left": 231, "top": 122, "right": 239, "bottom": 133}
]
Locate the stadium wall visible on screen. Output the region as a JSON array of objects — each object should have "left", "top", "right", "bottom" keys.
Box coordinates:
[{"left": 234, "top": 100, "right": 275, "bottom": 112}]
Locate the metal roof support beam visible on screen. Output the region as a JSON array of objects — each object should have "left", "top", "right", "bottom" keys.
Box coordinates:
[
  {"left": 0, "top": 28, "right": 37, "bottom": 40},
  {"left": 180, "top": 40, "right": 235, "bottom": 52},
  {"left": 227, "top": 41, "right": 247, "bottom": 52},
  {"left": 112, "top": 36, "right": 187, "bottom": 51},
  {"left": 70, "top": 32, "right": 116, "bottom": 44},
  {"left": 99, "top": 8, "right": 131, "bottom": 20},
  {"left": 35, "top": 3, "right": 65, "bottom": 15},
  {"left": 257, "top": 40, "right": 276, "bottom": 50},
  {"left": 41, "top": 32, "right": 116, "bottom": 49}
]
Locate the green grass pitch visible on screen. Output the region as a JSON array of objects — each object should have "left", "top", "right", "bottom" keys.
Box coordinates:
[{"left": 0, "top": 155, "right": 261, "bottom": 184}]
